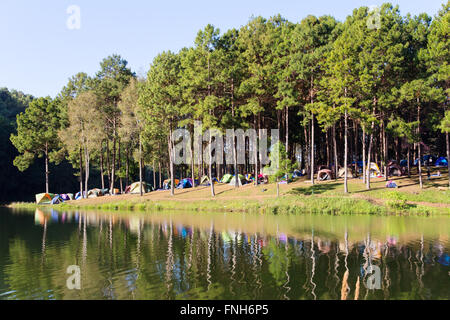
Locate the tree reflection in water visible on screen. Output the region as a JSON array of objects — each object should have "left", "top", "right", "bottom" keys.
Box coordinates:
[{"left": 0, "top": 208, "right": 448, "bottom": 300}]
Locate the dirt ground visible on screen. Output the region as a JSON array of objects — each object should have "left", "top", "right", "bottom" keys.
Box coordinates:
[{"left": 68, "top": 168, "right": 449, "bottom": 208}]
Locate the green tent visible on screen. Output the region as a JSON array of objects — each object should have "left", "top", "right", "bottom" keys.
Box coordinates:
[
  {"left": 35, "top": 193, "right": 55, "bottom": 204},
  {"left": 129, "top": 182, "right": 153, "bottom": 194},
  {"left": 200, "top": 175, "right": 218, "bottom": 185},
  {"left": 229, "top": 174, "right": 245, "bottom": 186},
  {"left": 200, "top": 175, "right": 210, "bottom": 185},
  {"left": 220, "top": 174, "right": 233, "bottom": 183}
]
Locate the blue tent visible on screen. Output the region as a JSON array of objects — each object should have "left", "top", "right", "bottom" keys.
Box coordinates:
[
  {"left": 75, "top": 191, "right": 86, "bottom": 200},
  {"left": 386, "top": 181, "right": 398, "bottom": 188},
  {"left": 51, "top": 195, "right": 63, "bottom": 204},
  {"left": 177, "top": 178, "right": 193, "bottom": 189},
  {"left": 293, "top": 170, "right": 302, "bottom": 178},
  {"left": 416, "top": 155, "right": 437, "bottom": 166},
  {"left": 435, "top": 157, "right": 448, "bottom": 167}
]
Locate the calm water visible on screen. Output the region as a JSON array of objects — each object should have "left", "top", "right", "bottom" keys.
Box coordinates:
[{"left": 0, "top": 207, "right": 449, "bottom": 300}]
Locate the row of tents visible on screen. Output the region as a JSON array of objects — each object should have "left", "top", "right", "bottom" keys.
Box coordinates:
[
  {"left": 317, "top": 162, "right": 382, "bottom": 181},
  {"left": 162, "top": 174, "right": 254, "bottom": 190},
  {"left": 35, "top": 193, "right": 74, "bottom": 205},
  {"left": 35, "top": 181, "right": 155, "bottom": 204},
  {"left": 37, "top": 156, "right": 447, "bottom": 203},
  {"left": 397, "top": 156, "right": 448, "bottom": 167}
]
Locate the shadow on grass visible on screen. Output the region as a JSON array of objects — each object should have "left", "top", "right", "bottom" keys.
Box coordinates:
[{"left": 288, "top": 183, "right": 341, "bottom": 195}]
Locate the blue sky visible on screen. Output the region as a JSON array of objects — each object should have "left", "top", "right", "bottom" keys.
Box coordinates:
[{"left": 0, "top": 0, "right": 446, "bottom": 98}]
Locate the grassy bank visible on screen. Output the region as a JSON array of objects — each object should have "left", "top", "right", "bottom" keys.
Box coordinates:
[{"left": 9, "top": 173, "right": 450, "bottom": 216}]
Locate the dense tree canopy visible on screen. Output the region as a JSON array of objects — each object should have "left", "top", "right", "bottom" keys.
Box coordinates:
[{"left": 4, "top": 2, "right": 450, "bottom": 200}]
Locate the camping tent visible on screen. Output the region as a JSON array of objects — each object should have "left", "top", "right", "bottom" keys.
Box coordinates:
[
  {"left": 51, "top": 195, "right": 63, "bottom": 205},
  {"left": 368, "top": 162, "right": 381, "bottom": 177},
  {"left": 423, "top": 155, "right": 437, "bottom": 166},
  {"left": 245, "top": 174, "right": 254, "bottom": 182},
  {"left": 60, "top": 194, "right": 73, "bottom": 201},
  {"left": 200, "top": 176, "right": 218, "bottom": 186},
  {"left": 386, "top": 180, "right": 398, "bottom": 188},
  {"left": 88, "top": 188, "right": 103, "bottom": 198},
  {"left": 229, "top": 174, "right": 245, "bottom": 186},
  {"left": 75, "top": 191, "right": 85, "bottom": 200},
  {"left": 258, "top": 174, "right": 268, "bottom": 184},
  {"left": 35, "top": 193, "right": 55, "bottom": 205},
  {"left": 220, "top": 174, "right": 233, "bottom": 183},
  {"left": 128, "top": 182, "right": 153, "bottom": 194},
  {"left": 435, "top": 157, "right": 448, "bottom": 167},
  {"left": 293, "top": 170, "right": 302, "bottom": 178},
  {"left": 163, "top": 179, "right": 180, "bottom": 190},
  {"left": 337, "top": 167, "right": 354, "bottom": 178},
  {"left": 318, "top": 169, "right": 333, "bottom": 181},
  {"left": 177, "top": 178, "right": 193, "bottom": 189},
  {"left": 387, "top": 162, "right": 403, "bottom": 176}
]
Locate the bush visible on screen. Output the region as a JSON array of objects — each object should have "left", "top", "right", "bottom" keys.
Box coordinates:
[{"left": 385, "top": 191, "right": 408, "bottom": 210}]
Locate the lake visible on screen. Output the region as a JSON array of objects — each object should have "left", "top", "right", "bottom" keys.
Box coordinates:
[{"left": 0, "top": 207, "right": 448, "bottom": 300}]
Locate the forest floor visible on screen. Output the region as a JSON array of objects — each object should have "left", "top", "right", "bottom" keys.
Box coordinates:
[{"left": 9, "top": 167, "right": 450, "bottom": 215}]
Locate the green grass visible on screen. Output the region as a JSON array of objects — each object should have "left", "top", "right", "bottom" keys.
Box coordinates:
[{"left": 9, "top": 194, "right": 449, "bottom": 216}]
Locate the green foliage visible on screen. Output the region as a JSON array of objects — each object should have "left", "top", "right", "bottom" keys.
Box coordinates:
[
  {"left": 10, "top": 97, "right": 61, "bottom": 171},
  {"left": 385, "top": 191, "right": 409, "bottom": 210},
  {"left": 265, "top": 142, "right": 295, "bottom": 182}
]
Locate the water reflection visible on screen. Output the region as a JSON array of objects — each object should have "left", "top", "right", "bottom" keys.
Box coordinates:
[{"left": 0, "top": 208, "right": 448, "bottom": 300}]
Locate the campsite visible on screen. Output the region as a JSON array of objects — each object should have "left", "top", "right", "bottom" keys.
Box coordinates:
[{"left": 0, "top": 0, "right": 449, "bottom": 304}]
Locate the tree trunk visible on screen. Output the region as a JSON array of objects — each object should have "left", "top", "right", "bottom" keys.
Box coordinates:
[
  {"left": 276, "top": 176, "right": 279, "bottom": 197},
  {"left": 118, "top": 139, "right": 123, "bottom": 193},
  {"left": 344, "top": 110, "right": 348, "bottom": 194},
  {"left": 100, "top": 143, "right": 105, "bottom": 190},
  {"left": 231, "top": 79, "right": 239, "bottom": 188},
  {"left": 333, "top": 124, "right": 338, "bottom": 180},
  {"left": 153, "top": 160, "right": 157, "bottom": 190},
  {"left": 126, "top": 145, "right": 130, "bottom": 188},
  {"left": 159, "top": 161, "right": 162, "bottom": 189},
  {"left": 285, "top": 106, "right": 289, "bottom": 155},
  {"left": 168, "top": 124, "right": 175, "bottom": 196},
  {"left": 310, "top": 75, "right": 315, "bottom": 184},
  {"left": 106, "top": 139, "right": 111, "bottom": 189},
  {"left": 326, "top": 129, "right": 330, "bottom": 168},
  {"left": 45, "top": 142, "right": 49, "bottom": 194},
  {"left": 233, "top": 127, "right": 239, "bottom": 188},
  {"left": 139, "top": 135, "right": 143, "bottom": 196},
  {"left": 366, "top": 103, "right": 376, "bottom": 190},
  {"left": 362, "top": 126, "right": 366, "bottom": 184},
  {"left": 84, "top": 146, "right": 89, "bottom": 199},
  {"left": 407, "top": 143, "right": 411, "bottom": 178},
  {"left": 354, "top": 121, "right": 358, "bottom": 174},
  {"left": 447, "top": 132, "right": 450, "bottom": 188},
  {"left": 191, "top": 126, "right": 195, "bottom": 187},
  {"left": 311, "top": 113, "right": 315, "bottom": 184},
  {"left": 254, "top": 116, "right": 258, "bottom": 186},
  {"left": 366, "top": 131, "right": 374, "bottom": 190},
  {"left": 383, "top": 119, "right": 388, "bottom": 181},
  {"left": 79, "top": 147, "right": 83, "bottom": 197},
  {"left": 209, "top": 132, "right": 215, "bottom": 197},
  {"left": 304, "top": 123, "right": 309, "bottom": 176},
  {"left": 111, "top": 121, "right": 117, "bottom": 194},
  {"left": 417, "top": 100, "right": 423, "bottom": 189}
]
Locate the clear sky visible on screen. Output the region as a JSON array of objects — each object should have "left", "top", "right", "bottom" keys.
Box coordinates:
[{"left": 0, "top": 0, "right": 446, "bottom": 98}]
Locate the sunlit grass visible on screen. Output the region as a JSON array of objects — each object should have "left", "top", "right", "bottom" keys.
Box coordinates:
[{"left": 7, "top": 170, "right": 449, "bottom": 216}]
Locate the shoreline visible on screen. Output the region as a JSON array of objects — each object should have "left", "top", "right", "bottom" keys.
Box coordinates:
[{"left": 7, "top": 176, "right": 450, "bottom": 216}]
